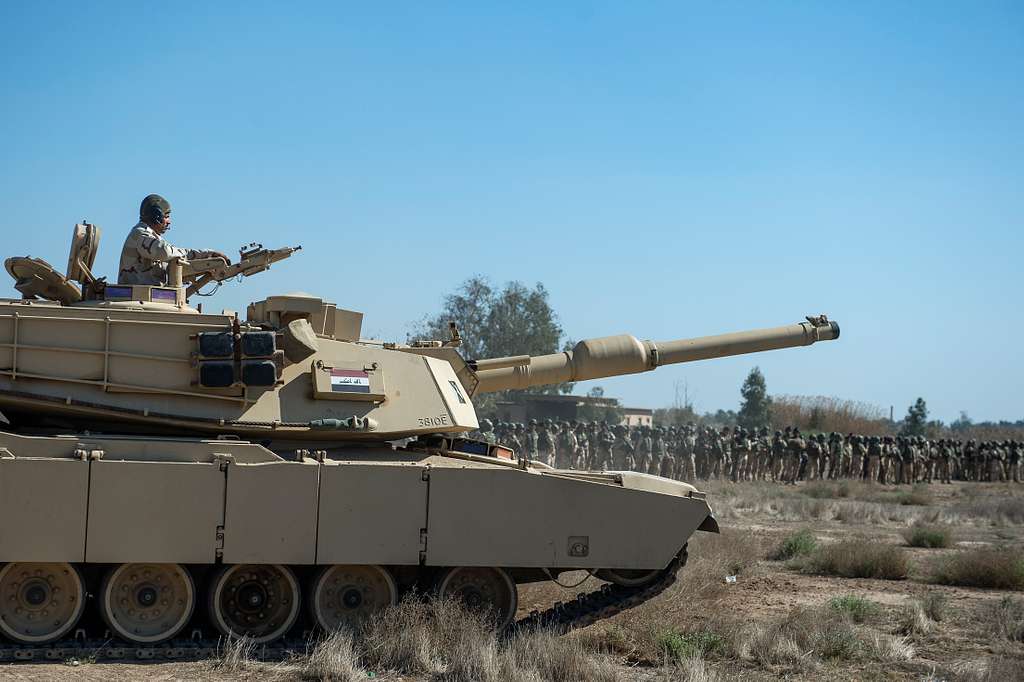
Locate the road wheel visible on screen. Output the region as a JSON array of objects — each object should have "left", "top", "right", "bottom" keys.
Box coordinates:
[
  {"left": 208, "top": 564, "right": 300, "bottom": 643},
  {"left": 100, "top": 563, "right": 195, "bottom": 643},
  {"left": 0, "top": 562, "right": 86, "bottom": 644},
  {"left": 437, "top": 566, "right": 517, "bottom": 629},
  {"left": 595, "top": 568, "right": 662, "bottom": 587},
  {"left": 309, "top": 564, "right": 397, "bottom": 632}
]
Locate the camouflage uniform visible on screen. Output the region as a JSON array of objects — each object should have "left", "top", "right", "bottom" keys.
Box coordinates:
[
  {"left": 574, "top": 423, "right": 590, "bottom": 469},
  {"left": 595, "top": 424, "right": 615, "bottom": 470},
  {"left": 610, "top": 425, "right": 635, "bottom": 470},
  {"left": 731, "top": 428, "right": 748, "bottom": 482},
  {"left": 654, "top": 428, "right": 673, "bottom": 477},
  {"left": 525, "top": 421, "right": 540, "bottom": 462},
  {"left": 555, "top": 422, "right": 576, "bottom": 469},
  {"left": 118, "top": 221, "right": 211, "bottom": 286}
]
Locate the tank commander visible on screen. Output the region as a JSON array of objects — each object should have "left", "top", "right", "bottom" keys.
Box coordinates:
[{"left": 118, "top": 194, "right": 231, "bottom": 286}]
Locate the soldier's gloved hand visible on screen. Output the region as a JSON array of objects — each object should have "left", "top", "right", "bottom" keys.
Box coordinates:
[{"left": 204, "top": 250, "right": 232, "bottom": 265}]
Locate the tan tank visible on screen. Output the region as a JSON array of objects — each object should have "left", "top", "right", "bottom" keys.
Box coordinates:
[{"left": 0, "top": 225, "right": 840, "bottom": 655}]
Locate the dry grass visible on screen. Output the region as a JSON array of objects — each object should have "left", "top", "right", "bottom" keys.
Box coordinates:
[
  {"left": 770, "top": 395, "right": 891, "bottom": 435},
  {"left": 895, "top": 485, "right": 934, "bottom": 507},
  {"left": 903, "top": 521, "right": 956, "bottom": 548},
  {"left": 737, "top": 604, "right": 913, "bottom": 671},
  {"left": 828, "top": 594, "right": 881, "bottom": 623},
  {"left": 947, "top": 656, "right": 1024, "bottom": 681},
  {"left": 583, "top": 529, "right": 761, "bottom": 664},
  {"left": 804, "top": 538, "right": 911, "bottom": 580},
  {"left": 920, "top": 590, "right": 949, "bottom": 622},
  {"left": 955, "top": 496, "right": 1024, "bottom": 525},
  {"left": 294, "top": 631, "right": 364, "bottom": 681},
  {"left": 768, "top": 528, "right": 818, "bottom": 561},
  {"left": 212, "top": 636, "right": 261, "bottom": 674},
  {"left": 931, "top": 548, "right": 1024, "bottom": 590},
  {"left": 983, "top": 596, "right": 1024, "bottom": 642},
  {"left": 897, "top": 600, "right": 935, "bottom": 636},
  {"left": 214, "top": 597, "right": 620, "bottom": 682}
]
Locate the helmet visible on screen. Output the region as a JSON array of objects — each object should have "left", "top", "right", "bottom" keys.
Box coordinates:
[
  {"left": 480, "top": 419, "right": 493, "bottom": 431},
  {"left": 140, "top": 194, "right": 171, "bottom": 224}
]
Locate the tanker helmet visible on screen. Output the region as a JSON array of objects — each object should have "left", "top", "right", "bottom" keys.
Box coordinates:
[{"left": 140, "top": 194, "right": 171, "bottom": 224}]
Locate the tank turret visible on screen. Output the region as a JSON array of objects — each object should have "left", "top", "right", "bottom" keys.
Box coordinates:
[{"left": 470, "top": 316, "right": 840, "bottom": 394}]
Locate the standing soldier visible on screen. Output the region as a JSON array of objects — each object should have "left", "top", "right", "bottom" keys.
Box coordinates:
[
  {"left": 506, "top": 423, "right": 524, "bottom": 455},
  {"left": 718, "top": 427, "right": 732, "bottom": 480},
  {"left": 526, "top": 419, "right": 540, "bottom": 463},
  {"left": 682, "top": 425, "right": 698, "bottom": 482},
  {"left": 938, "top": 439, "right": 952, "bottom": 484},
  {"left": 476, "top": 419, "right": 497, "bottom": 444},
  {"left": 770, "top": 430, "right": 786, "bottom": 482},
  {"left": 829, "top": 433, "right": 845, "bottom": 480},
  {"left": 574, "top": 422, "right": 590, "bottom": 469},
  {"left": 789, "top": 428, "right": 808, "bottom": 482},
  {"left": 866, "top": 436, "right": 882, "bottom": 483},
  {"left": 611, "top": 425, "right": 635, "bottom": 470},
  {"left": 650, "top": 427, "right": 667, "bottom": 476},
  {"left": 731, "top": 428, "right": 748, "bottom": 482},
  {"left": 634, "top": 426, "right": 653, "bottom": 474},
  {"left": 655, "top": 427, "right": 674, "bottom": 478},
  {"left": 850, "top": 435, "right": 866, "bottom": 481},
  {"left": 877, "top": 436, "right": 891, "bottom": 484},
  {"left": 555, "top": 421, "right": 576, "bottom": 468},
  {"left": 595, "top": 423, "right": 615, "bottom": 470},
  {"left": 805, "top": 434, "right": 822, "bottom": 481},
  {"left": 537, "top": 419, "right": 555, "bottom": 466},
  {"left": 1009, "top": 440, "right": 1021, "bottom": 484}
]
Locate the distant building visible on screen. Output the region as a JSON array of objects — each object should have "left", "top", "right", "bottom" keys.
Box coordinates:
[
  {"left": 622, "top": 407, "right": 654, "bottom": 427},
  {"left": 493, "top": 394, "right": 653, "bottom": 426}
]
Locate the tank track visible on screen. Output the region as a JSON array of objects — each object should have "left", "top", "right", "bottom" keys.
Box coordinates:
[
  {"left": 513, "top": 544, "right": 688, "bottom": 635},
  {"left": 0, "top": 547, "right": 687, "bottom": 663}
]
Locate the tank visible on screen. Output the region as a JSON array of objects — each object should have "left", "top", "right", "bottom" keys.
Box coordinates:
[{"left": 0, "top": 224, "right": 840, "bottom": 656}]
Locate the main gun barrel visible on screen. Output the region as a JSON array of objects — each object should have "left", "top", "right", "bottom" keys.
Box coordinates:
[{"left": 471, "top": 316, "right": 839, "bottom": 394}]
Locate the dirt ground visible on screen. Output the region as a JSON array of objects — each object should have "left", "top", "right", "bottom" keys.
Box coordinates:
[{"left": 5, "top": 480, "right": 1022, "bottom": 681}]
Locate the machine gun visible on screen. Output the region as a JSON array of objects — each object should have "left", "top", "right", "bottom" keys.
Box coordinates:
[{"left": 181, "top": 243, "right": 302, "bottom": 297}]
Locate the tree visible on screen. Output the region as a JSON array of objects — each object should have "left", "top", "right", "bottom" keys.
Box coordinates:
[
  {"left": 577, "top": 386, "right": 625, "bottom": 424},
  {"left": 950, "top": 411, "right": 973, "bottom": 432},
  {"left": 737, "top": 367, "right": 772, "bottom": 430},
  {"left": 413, "top": 276, "right": 572, "bottom": 398},
  {"left": 900, "top": 397, "right": 928, "bottom": 437}
]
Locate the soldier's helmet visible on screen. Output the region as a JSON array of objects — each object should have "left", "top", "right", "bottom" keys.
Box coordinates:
[
  {"left": 774, "top": 430, "right": 782, "bottom": 437},
  {"left": 528, "top": 419, "right": 537, "bottom": 426},
  {"left": 140, "top": 193, "right": 171, "bottom": 223}
]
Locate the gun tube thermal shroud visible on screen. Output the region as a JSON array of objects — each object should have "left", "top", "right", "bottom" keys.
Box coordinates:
[{"left": 471, "top": 319, "right": 840, "bottom": 394}]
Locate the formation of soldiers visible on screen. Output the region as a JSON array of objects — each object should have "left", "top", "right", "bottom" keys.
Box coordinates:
[{"left": 470, "top": 419, "right": 1024, "bottom": 484}]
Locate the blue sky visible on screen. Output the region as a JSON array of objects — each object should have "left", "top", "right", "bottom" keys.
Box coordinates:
[{"left": 1, "top": 2, "right": 1021, "bottom": 422}]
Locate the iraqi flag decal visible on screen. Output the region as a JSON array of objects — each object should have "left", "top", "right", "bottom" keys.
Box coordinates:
[{"left": 330, "top": 369, "right": 371, "bottom": 393}]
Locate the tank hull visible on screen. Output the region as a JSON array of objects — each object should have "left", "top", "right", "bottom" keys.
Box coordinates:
[{"left": 0, "top": 430, "right": 714, "bottom": 646}]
